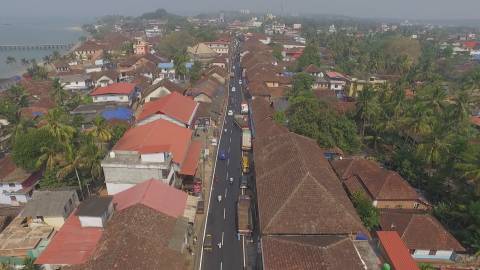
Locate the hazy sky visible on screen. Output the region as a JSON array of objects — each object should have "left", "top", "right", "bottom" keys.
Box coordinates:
[{"left": 1, "top": 0, "right": 480, "bottom": 20}]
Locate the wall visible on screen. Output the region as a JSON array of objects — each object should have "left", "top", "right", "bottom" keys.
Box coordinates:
[
  {"left": 78, "top": 216, "right": 104, "bottom": 228},
  {"left": 93, "top": 94, "right": 130, "bottom": 103},
  {"left": 144, "top": 86, "right": 171, "bottom": 102},
  {"left": 43, "top": 217, "right": 66, "bottom": 230},
  {"left": 413, "top": 250, "right": 453, "bottom": 261}
]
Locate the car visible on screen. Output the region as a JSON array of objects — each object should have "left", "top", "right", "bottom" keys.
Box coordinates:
[
  {"left": 228, "top": 110, "right": 234, "bottom": 116},
  {"left": 240, "top": 175, "right": 249, "bottom": 189},
  {"left": 219, "top": 150, "right": 227, "bottom": 160},
  {"left": 204, "top": 234, "right": 213, "bottom": 251}
]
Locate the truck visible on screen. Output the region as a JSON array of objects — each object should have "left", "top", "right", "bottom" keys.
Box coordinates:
[
  {"left": 237, "top": 195, "right": 252, "bottom": 236},
  {"left": 241, "top": 102, "right": 249, "bottom": 115},
  {"left": 242, "top": 128, "right": 252, "bottom": 151}
]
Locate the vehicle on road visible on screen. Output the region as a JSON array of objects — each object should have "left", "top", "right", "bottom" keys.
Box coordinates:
[
  {"left": 242, "top": 128, "right": 252, "bottom": 151},
  {"left": 228, "top": 110, "right": 234, "bottom": 116},
  {"left": 240, "top": 175, "right": 249, "bottom": 189},
  {"left": 204, "top": 234, "right": 213, "bottom": 251},
  {"left": 237, "top": 194, "right": 253, "bottom": 236},
  {"left": 242, "top": 155, "right": 250, "bottom": 174},
  {"left": 219, "top": 150, "right": 227, "bottom": 160}
]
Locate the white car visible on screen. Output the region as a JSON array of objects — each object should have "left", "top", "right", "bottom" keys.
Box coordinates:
[{"left": 227, "top": 110, "right": 234, "bottom": 116}]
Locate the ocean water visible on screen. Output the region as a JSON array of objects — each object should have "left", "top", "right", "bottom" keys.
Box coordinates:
[{"left": 0, "top": 17, "right": 87, "bottom": 78}]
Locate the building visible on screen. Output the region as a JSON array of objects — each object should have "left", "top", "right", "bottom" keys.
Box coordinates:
[
  {"left": 57, "top": 74, "right": 92, "bottom": 91},
  {"left": 142, "top": 79, "right": 185, "bottom": 103},
  {"left": 331, "top": 158, "right": 430, "bottom": 210},
  {"left": 0, "top": 155, "right": 41, "bottom": 206},
  {"left": 34, "top": 197, "right": 112, "bottom": 269},
  {"left": 20, "top": 190, "right": 79, "bottom": 230},
  {"left": 252, "top": 99, "right": 378, "bottom": 270},
  {"left": 101, "top": 119, "right": 202, "bottom": 194},
  {"left": 377, "top": 231, "right": 420, "bottom": 270},
  {"left": 136, "top": 92, "right": 199, "bottom": 128},
  {"left": 380, "top": 210, "right": 465, "bottom": 261},
  {"left": 89, "top": 82, "right": 138, "bottom": 106}
]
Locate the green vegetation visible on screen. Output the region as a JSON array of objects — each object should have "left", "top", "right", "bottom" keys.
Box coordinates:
[
  {"left": 351, "top": 192, "right": 380, "bottom": 230},
  {"left": 284, "top": 73, "right": 361, "bottom": 153}
]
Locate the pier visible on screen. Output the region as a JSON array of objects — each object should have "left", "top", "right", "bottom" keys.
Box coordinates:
[{"left": 0, "top": 44, "right": 74, "bottom": 51}]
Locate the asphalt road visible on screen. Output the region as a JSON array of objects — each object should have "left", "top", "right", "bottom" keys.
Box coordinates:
[{"left": 200, "top": 40, "right": 246, "bottom": 270}]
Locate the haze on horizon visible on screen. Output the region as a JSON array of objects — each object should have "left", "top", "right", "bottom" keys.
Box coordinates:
[{"left": 1, "top": 0, "right": 480, "bottom": 21}]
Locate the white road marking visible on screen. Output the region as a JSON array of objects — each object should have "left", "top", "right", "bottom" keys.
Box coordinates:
[
  {"left": 221, "top": 231, "right": 224, "bottom": 245},
  {"left": 223, "top": 208, "right": 226, "bottom": 219}
]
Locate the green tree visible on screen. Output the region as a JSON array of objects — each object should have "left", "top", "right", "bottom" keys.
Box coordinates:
[
  {"left": 351, "top": 191, "right": 380, "bottom": 230},
  {"left": 189, "top": 61, "right": 202, "bottom": 83},
  {"left": 12, "top": 128, "right": 56, "bottom": 171}
]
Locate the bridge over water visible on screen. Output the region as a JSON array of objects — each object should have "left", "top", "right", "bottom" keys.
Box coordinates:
[{"left": 0, "top": 44, "right": 74, "bottom": 51}]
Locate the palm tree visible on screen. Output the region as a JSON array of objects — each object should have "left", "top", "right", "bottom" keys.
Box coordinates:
[
  {"left": 88, "top": 116, "right": 112, "bottom": 145},
  {"left": 5, "top": 56, "right": 16, "bottom": 65},
  {"left": 20, "top": 58, "right": 29, "bottom": 66},
  {"left": 50, "top": 79, "right": 67, "bottom": 107},
  {"left": 41, "top": 108, "right": 76, "bottom": 147}
]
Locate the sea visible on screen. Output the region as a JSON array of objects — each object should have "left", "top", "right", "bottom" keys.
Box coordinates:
[{"left": 0, "top": 17, "right": 88, "bottom": 78}]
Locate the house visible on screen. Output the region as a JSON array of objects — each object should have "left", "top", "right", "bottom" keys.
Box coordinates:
[
  {"left": 133, "top": 38, "right": 151, "bottom": 55},
  {"left": 71, "top": 103, "right": 133, "bottom": 124},
  {"left": 67, "top": 204, "right": 190, "bottom": 270},
  {"left": 142, "top": 79, "right": 185, "bottom": 103},
  {"left": 74, "top": 40, "right": 103, "bottom": 61},
  {"left": 204, "top": 40, "right": 230, "bottom": 55},
  {"left": 136, "top": 92, "right": 198, "bottom": 128},
  {"left": 0, "top": 155, "right": 41, "bottom": 206},
  {"left": 57, "top": 74, "right": 92, "bottom": 91},
  {"left": 252, "top": 98, "right": 378, "bottom": 270},
  {"left": 325, "top": 71, "right": 350, "bottom": 94},
  {"left": 380, "top": 210, "right": 465, "bottom": 262},
  {"left": 377, "top": 231, "right": 420, "bottom": 270},
  {"left": 89, "top": 82, "right": 138, "bottom": 106},
  {"left": 331, "top": 158, "right": 430, "bottom": 210},
  {"left": 90, "top": 70, "right": 119, "bottom": 87},
  {"left": 303, "top": 64, "right": 322, "bottom": 77},
  {"left": 34, "top": 197, "right": 112, "bottom": 268},
  {"left": 101, "top": 119, "right": 202, "bottom": 194},
  {"left": 186, "top": 78, "right": 224, "bottom": 103},
  {"left": 0, "top": 215, "right": 53, "bottom": 260},
  {"left": 187, "top": 43, "right": 218, "bottom": 64},
  {"left": 20, "top": 190, "right": 79, "bottom": 230}
]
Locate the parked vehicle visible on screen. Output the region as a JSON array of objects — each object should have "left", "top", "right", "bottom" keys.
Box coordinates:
[
  {"left": 204, "top": 234, "right": 213, "bottom": 251},
  {"left": 242, "top": 128, "right": 252, "bottom": 151}
]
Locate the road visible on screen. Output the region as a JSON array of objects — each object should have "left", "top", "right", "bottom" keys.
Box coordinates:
[{"left": 200, "top": 38, "right": 246, "bottom": 270}]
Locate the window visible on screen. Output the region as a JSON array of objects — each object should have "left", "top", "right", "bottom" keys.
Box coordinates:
[{"left": 429, "top": 250, "right": 437, "bottom": 255}]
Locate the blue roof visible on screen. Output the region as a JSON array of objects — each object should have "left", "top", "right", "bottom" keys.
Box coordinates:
[{"left": 101, "top": 107, "right": 133, "bottom": 121}]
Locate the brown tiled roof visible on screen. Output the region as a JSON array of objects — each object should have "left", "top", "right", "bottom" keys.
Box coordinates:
[
  {"left": 262, "top": 235, "right": 365, "bottom": 270},
  {"left": 331, "top": 159, "right": 422, "bottom": 201},
  {"left": 379, "top": 210, "right": 465, "bottom": 252},
  {"left": 73, "top": 204, "right": 188, "bottom": 270},
  {"left": 252, "top": 99, "right": 366, "bottom": 235}
]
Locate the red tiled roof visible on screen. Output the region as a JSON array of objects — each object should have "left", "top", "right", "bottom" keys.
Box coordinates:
[
  {"left": 113, "top": 179, "right": 187, "bottom": 218},
  {"left": 137, "top": 92, "right": 198, "bottom": 125},
  {"left": 35, "top": 213, "right": 103, "bottom": 265},
  {"left": 380, "top": 210, "right": 465, "bottom": 252},
  {"left": 377, "top": 231, "right": 420, "bottom": 270},
  {"left": 90, "top": 83, "right": 136, "bottom": 96},
  {"left": 113, "top": 119, "right": 192, "bottom": 165},
  {"left": 179, "top": 141, "right": 202, "bottom": 176}
]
